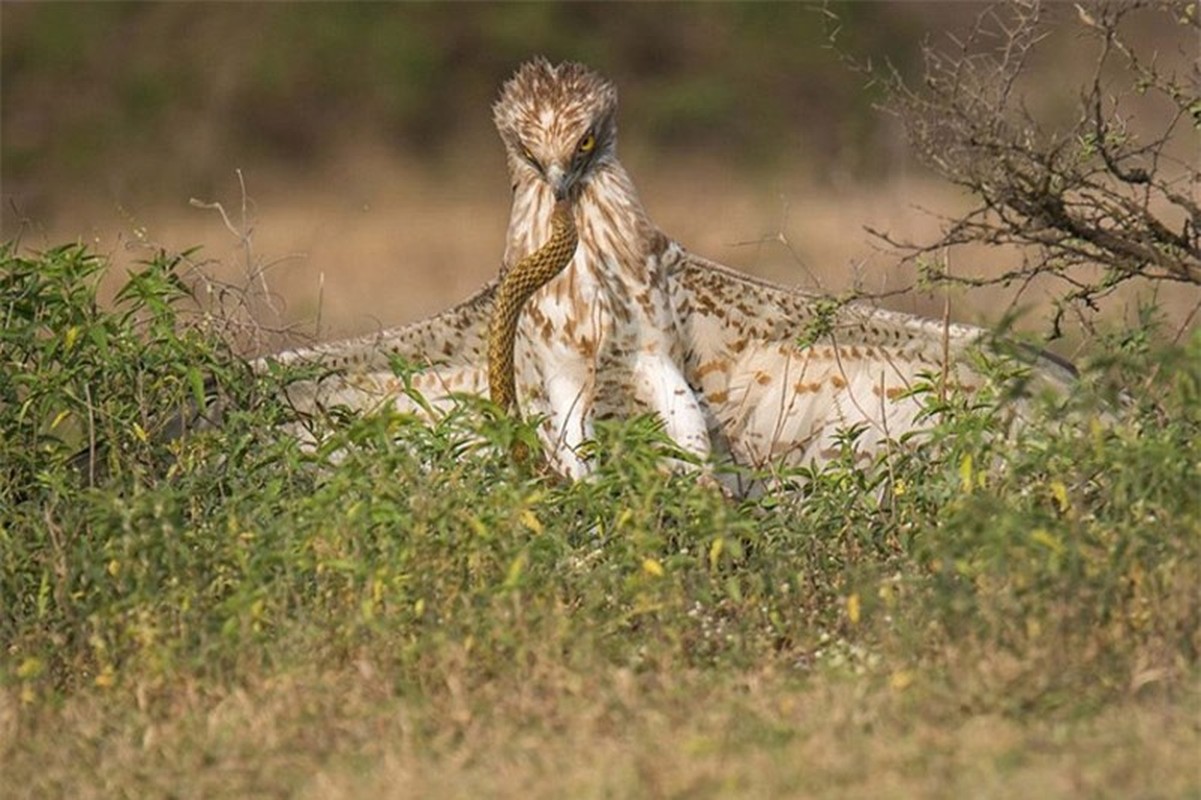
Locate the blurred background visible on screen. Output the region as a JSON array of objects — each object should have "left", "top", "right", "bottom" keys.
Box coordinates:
[{"left": 1, "top": 3, "right": 1189, "bottom": 348}]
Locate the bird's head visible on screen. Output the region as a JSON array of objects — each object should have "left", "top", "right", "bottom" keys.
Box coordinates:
[{"left": 493, "top": 57, "right": 618, "bottom": 201}]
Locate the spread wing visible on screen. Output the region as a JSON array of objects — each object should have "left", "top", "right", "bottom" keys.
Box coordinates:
[
  {"left": 265, "top": 282, "right": 498, "bottom": 417},
  {"left": 262, "top": 249, "right": 1073, "bottom": 479},
  {"left": 668, "top": 252, "right": 1074, "bottom": 474}
]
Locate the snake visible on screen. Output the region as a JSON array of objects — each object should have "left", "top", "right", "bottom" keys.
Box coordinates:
[{"left": 487, "top": 198, "right": 579, "bottom": 414}]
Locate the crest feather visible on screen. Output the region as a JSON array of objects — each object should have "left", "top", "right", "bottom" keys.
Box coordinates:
[{"left": 493, "top": 57, "right": 618, "bottom": 147}]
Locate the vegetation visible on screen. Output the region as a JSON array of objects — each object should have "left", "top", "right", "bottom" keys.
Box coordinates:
[
  {"left": 868, "top": 1, "right": 1200, "bottom": 337},
  {"left": 1, "top": 241, "right": 1198, "bottom": 796},
  {"left": 3, "top": 3, "right": 1199, "bottom": 796}
]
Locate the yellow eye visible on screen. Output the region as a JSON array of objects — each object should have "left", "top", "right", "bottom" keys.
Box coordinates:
[{"left": 578, "top": 134, "right": 596, "bottom": 154}]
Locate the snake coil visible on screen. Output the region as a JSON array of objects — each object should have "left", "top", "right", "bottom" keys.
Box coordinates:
[{"left": 487, "top": 199, "right": 579, "bottom": 413}]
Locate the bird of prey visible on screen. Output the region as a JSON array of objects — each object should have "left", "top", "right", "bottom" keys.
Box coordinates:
[{"left": 269, "top": 58, "right": 1072, "bottom": 493}]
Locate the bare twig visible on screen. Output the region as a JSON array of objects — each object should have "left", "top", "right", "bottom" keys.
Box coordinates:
[{"left": 863, "top": 0, "right": 1200, "bottom": 336}]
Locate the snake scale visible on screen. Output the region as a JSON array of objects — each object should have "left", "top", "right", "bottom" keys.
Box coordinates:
[{"left": 487, "top": 198, "right": 579, "bottom": 413}]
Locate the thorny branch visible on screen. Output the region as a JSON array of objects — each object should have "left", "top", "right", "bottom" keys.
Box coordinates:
[{"left": 868, "top": 0, "right": 1200, "bottom": 338}]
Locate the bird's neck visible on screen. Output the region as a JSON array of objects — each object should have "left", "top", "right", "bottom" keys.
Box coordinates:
[{"left": 504, "top": 159, "right": 658, "bottom": 269}]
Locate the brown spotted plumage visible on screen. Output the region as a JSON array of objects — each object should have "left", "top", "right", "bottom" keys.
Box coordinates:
[{"left": 269, "top": 58, "right": 1073, "bottom": 494}]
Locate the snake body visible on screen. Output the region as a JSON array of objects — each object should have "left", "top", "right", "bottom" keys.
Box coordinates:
[{"left": 488, "top": 198, "right": 579, "bottom": 412}]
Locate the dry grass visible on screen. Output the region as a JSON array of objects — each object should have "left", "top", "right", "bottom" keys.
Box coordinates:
[
  {"left": 4, "top": 663, "right": 1197, "bottom": 799},
  {"left": 14, "top": 147, "right": 1194, "bottom": 361},
  {"left": 0, "top": 148, "right": 1097, "bottom": 343}
]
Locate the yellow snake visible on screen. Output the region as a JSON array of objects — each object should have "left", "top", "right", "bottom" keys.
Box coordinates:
[{"left": 488, "top": 198, "right": 579, "bottom": 413}]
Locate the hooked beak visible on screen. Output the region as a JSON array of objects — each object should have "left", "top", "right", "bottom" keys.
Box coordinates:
[{"left": 545, "top": 164, "right": 573, "bottom": 200}]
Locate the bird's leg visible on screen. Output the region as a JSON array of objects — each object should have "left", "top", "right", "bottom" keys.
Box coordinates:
[
  {"left": 539, "top": 368, "right": 596, "bottom": 481},
  {"left": 625, "top": 282, "right": 713, "bottom": 472},
  {"left": 630, "top": 348, "right": 712, "bottom": 469}
]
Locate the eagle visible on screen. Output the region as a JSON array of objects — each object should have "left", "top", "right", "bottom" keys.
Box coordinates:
[{"left": 264, "top": 58, "right": 1072, "bottom": 493}]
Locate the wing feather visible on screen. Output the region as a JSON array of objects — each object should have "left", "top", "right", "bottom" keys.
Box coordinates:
[
  {"left": 260, "top": 249, "right": 1074, "bottom": 486},
  {"left": 265, "top": 281, "right": 498, "bottom": 417},
  {"left": 668, "top": 251, "right": 1072, "bottom": 479}
]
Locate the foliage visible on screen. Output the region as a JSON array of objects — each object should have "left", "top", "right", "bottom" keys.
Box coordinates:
[
  {"left": 3, "top": 5, "right": 1198, "bottom": 791},
  {"left": 1, "top": 247, "right": 1197, "bottom": 774}
]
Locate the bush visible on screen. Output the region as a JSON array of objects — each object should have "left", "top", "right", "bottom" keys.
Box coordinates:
[{"left": 2, "top": 244, "right": 1197, "bottom": 718}]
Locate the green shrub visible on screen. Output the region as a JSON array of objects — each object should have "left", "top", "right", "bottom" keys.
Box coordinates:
[{"left": 1, "top": 244, "right": 1197, "bottom": 723}]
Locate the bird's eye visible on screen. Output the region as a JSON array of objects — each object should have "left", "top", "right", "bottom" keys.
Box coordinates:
[
  {"left": 577, "top": 133, "right": 596, "bottom": 154},
  {"left": 519, "top": 145, "right": 538, "bottom": 167}
]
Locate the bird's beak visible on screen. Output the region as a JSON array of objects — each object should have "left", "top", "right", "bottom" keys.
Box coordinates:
[{"left": 546, "top": 164, "right": 572, "bottom": 200}]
